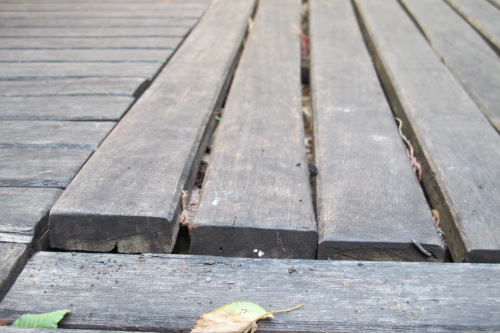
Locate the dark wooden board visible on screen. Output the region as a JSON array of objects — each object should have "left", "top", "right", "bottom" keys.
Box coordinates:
[
  {"left": 49, "top": 0, "right": 256, "bottom": 254},
  {"left": 0, "top": 18, "right": 197, "bottom": 28},
  {"left": 190, "top": 0, "right": 316, "bottom": 259},
  {"left": 0, "top": 49, "right": 173, "bottom": 62},
  {"left": 309, "top": 0, "right": 444, "bottom": 262},
  {"left": 0, "top": 121, "right": 114, "bottom": 150},
  {"left": 0, "top": 10, "right": 203, "bottom": 19},
  {"left": 0, "top": 78, "right": 147, "bottom": 97},
  {"left": 0, "top": 188, "right": 62, "bottom": 243},
  {"left": 0, "top": 96, "right": 134, "bottom": 121},
  {"left": 0, "top": 330, "right": 153, "bottom": 333},
  {"left": 0, "top": 27, "right": 191, "bottom": 38},
  {"left": 0, "top": 149, "right": 91, "bottom": 187},
  {"left": 0, "top": 63, "right": 162, "bottom": 80},
  {"left": 0, "top": 243, "right": 28, "bottom": 301},
  {"left": 355, "top": 0, "right": 500, "bottom": 263},
  {"left": 0, "top": 37, "right": 181, "bottom": 49},
  {"left": 403, "top": 0, "right": 500, "bottom": 132},
  {"left": 445, "top": 0, "right": 500, "bottom": 54},
  {"left": 1, "top": 252, "right": 499, "bottom": 331}
]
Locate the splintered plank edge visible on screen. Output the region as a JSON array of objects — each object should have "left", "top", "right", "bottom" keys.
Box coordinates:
[{"left": 0, "top": 243, "right": 28, "bottom": 301}]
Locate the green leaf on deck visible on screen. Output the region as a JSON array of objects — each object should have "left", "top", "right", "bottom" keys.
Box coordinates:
[{"left": 12, "top": 309, "right": 71, "bottom": 328}]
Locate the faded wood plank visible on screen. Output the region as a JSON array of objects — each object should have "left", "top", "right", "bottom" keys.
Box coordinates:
[
  {"left": 0, "top": 188, "right": 62, "bottom": 242},
  {"left": 0, "top": 243, "right": 28, "bottom": 301},
  {"left": 0, "top": 18, "right": 197, "bottom": 28},
  {"left": 0, "top": 49, "right": 173, "bottom": 62},
  {"left": 0, "top": 121, "right": 114, "bottom": 150},
  {"left": 0, "top": 3, "right": 208, "bottom": 11},
  {"left": 446, "top": 0, "right": 500, "bottom": 54},
  {"left": 0, "top": 27, "right": 191, "bottom": 38},
  {"left": 310, "top": 0, "right": 443, "bottom": 262},
  {"left": 1, "top": 252, "right": 499, "bottom": 331},
  {"left": 355, "top": 0, "right": 500, "bottom": 263},
  {"left": 0, "top": 78, "right": 148, "bottom": 97},
  {"left": 403, "top": 0, "right": 500, "bottom": 132},
  {"left": 0, "top": 37, "right": 181, "bottom": 49},
  {"left": 190, "top": 0, "right": 316, "bottom": 259},
  {"left": 0, "top": 330, "right": 152, "bottom": 333},
  {"left": 0, "top": 96, "right": 134, "bottom": 121},
  {"left": 0, "top": 63, "right": 162, "bottom": 80},
  {"left": 0, "top": 149, "right": 91, "bottom": 187},
  {"left": 49, "top": 0, "right": 256, "bottom": 254},
  {"left": 0, "top": 10, "right": 203, "bottom": 19}
]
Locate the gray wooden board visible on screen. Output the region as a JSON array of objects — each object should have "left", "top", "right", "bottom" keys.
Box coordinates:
[
  {"left": 0, "top": 243, "right": 28, "bottom": 302},
  {"left": 0, "top": 49, "right": 173, "bottom": 63},
  {"left": 0, "top": 3, "right": 208, "bottom": 11},
  {"left": 0, "top": 330, "right": 155, "bottom": 333},
  {"left": 0, "top": 63, "right": 162, "bottom": 80},
  {"left": 309, "top": 0, "right": 443, "bottom": 262},
  {"left": 355, "top": 0, "right": 500, "bottom": 263},
  {"left": 0, "top": 121, "right": 115, "bottom": 150},
  {"left": 0, "top": 252, "right": 499, "bottom": 331},
  {"left": 0, "top": 188, "right": 62, "bottom": 242},
  {"left": 190, "top": 0, "right": 316, "bottom": 259},
  {"left": 0, "top": 27, "right": 191, "bottom": 38},
  {"left": 48, "top": 0, "right": 256, "bottom": 254},
  {"left": 403, "top": 0, "right": 500, "bottom": 132},
  {"left": 489, "top": 0, "right": 500, "bottom": 9},
  {"left": 0, "top": 18, "right": 197, "bottom": 28},
  {"left": 0, "top": 78, "right": 147, "bottom": 97},
  {"left": 0, "top": 10, "right": 204, "bottom": 19},
  {"left": 0, "top": 37, "right": 181, "bottom": 49},
  {"left": 0, "top": 96, "right": 134, "bottom": 121},
  {"left": 445, "top": 0, "right": 500, "bottom": 53},
  {"left": 0, "top": 149, "right": 91, "bottom": 187}
]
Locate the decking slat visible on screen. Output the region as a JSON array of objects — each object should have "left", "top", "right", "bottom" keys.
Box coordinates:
[
  {"left": 0, "top": 18, "right": 197, "bottom": 28},
  {"left": 402, "top": 0, "right": 500, "bottom": 132},
  {"left": 0, "top": 27, "right": 191, "bottom": 38},
  {"left": 355, "top": 0, "right": 500, "bottom": 263},
  {"left": 0, "top": 3, "right": 208, "bottom": 12},
  {"left": 0, "top": 252, "right": 499, "bottom": 331},
  {"left": 310, "top": 0, "right": 444, "bottom": 262},
  {"left": 0, "top": 243, "right": 28, "bottom": 301},
  {"left": 48, "top": 0, "right": 256, "bottom": 254},
  {"left": 0, "top": 10, "right": 203, "bottom": 19},
  {"left": 0, "top": 37, "right": 181, "bottom": 49},
  {"left": 190, "top": 0, "right": 316, "bottom": 259}
]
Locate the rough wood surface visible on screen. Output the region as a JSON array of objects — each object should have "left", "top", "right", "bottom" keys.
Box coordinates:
[
  {"left": 0, "top": 150, "right": 91, "bottom": 187},
  {"left": 0, "top": 96, "right": 134, "bottom": 121},
  {"left": 0, "top": 10, "right": 203, "bottom": 19},
  {"left": 0, "top": 243, "right": 28, "bottom": 302},
  {"left": 0, "top": 27, "right": 191, "bottom": 38},
  {"left": 403, "top": 0, "right": 500, "bottom": 132},
  {"left": 190, "top": 0, "right": 315, "bottom": 259},
  {"left": 0, "top": 3, "right": 207, "bottom": 11},
  {"left": 1, "top": 252, "right": 499, "bottom": 331},
  {"left": 0, "top": 49, "right": 173, "bottom": 62},
  {"left": 445, "top": 0, "right": 500, "bottom": 54},
  {"left": 0, "top": 188, "right": 62, "bottom": 243},
  {"left": 0, "top": 121, "right": 114, "bottom": 150},
  {"left": 0, "top": 18, "right": 197, "bottom": 28},
  {"left": 0, "top": 37, "right": 181, "bottom": 49},
  {"left": 49, "top": 0, "right": 256, "bottom": 254},
  {"left": 310, "top": 0, "right": 443, "bottom": 262},
  {"left": 355, "top": 0, "right": 500, "bottom": 263}
]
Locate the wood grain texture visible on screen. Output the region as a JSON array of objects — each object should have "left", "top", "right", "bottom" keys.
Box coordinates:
[
  {"left": 355, "top": 0, "right": 500, "bottom": 263},
  {"left": 1, "top": 252, "right": 499, "bottom": 331},
  {"left": 445, "top": 0, "right": 500, "bottom": 54},
  {"left": 0, "top": 150, "right": 91, "bottom": 187},
  {"left": 0, "top": 10, "right": 203, "bottom": 19},
  {"left": 0, "top": 3, "right": 208, "bottom": 11},
  {"left": 0, "top": 243, "right": 28, "bottom": 302},
  {"left": 49, "top": 0, "right": 256, "bottom": 254},
  {"left": 310, "top": 0, "right": 443, "bottom": 262},
  {"left": 0, "top": 121, "right": 114, "bottom": 150},
  {"left": 0, "top": 18, "right": 197, "bottom": 28},
  {"left": 190, "top": 0, "right": 315, "bottom": 259},
  {"left": 0, "top": 96, "right": 134, "bottom": 121},
  {"left": 0, "top": 37, "right": 181, "bottom": 49},
  {"left": 403, "top": 0, "right": 500, "bottom": 132},
  {"left": 0, "top": 27, "right": 191, "bottom": 38},
  {"left": 0, "top": 188, "right": 62, "bottom": 243}
]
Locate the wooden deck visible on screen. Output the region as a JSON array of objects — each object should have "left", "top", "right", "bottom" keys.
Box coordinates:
[{"left": 1, "top": 0, "right": 499, "bottom": 331}]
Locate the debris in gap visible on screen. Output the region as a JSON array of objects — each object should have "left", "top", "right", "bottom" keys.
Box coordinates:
[
  {"left": 308, "top": 162, "right": 318, "bottom": 177},
  {"left": 432, "top": 209, "right": 445, "bottom": 237},
  {"left": 395, "top": 117, "right": 423, "bottom": 182}
]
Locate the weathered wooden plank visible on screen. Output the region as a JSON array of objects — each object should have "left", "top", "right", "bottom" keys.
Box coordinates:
[
  {"left": 0, "top": 150, "right": 91, "bottom": 187},
  {"left": 0, "top": 330, "right": 152, "bottom": 333},
  {"left": 0, "top": 10, "right": 203, "bottom": 19},
  {"left": 0, "top": 49, "right": 173, "bottom": 62},
  {"left": 0, "top": 243, "right": 28, "bottom": 301},
  {"left": 309, "top": 0, "right": 443, "bottom": 262},
  {"left": 445, "top": 0, "right": 500, "bottom": 54},
  {"left": 0, "top": 63, "right": 162, "bottom": 80},
  {"left": 49, "top": 0, "right": 256, "bottom": 254},
  {"left": 190, "top": 0, "right": 315, "bottom": 259},
  {"left": 0, "top": 27, "right": 190, "bottom": 38},
  {"left": 0, "top": 78, "right": 147, "bottom": 97},
  {"left": 1, "top": 252, "right": 499, "bottom": 331},
  {"left": 0, "top": 3, "right": 208, "bottom": 11},
  {"left": 0, "top": 37, "right": 181, "bottom": 49},
  {"left": 402, "top": 0, "right": 500, "bottom": 132},
  {"left": 355, "top": 0, "right": 500, "bottom": 263},
  {"left": 0, "top": 96, "right": 134, "bottom": 121},
  {"left": 0, "top": 18, "right": 197, "bottom": 28},
  {"left": 0, "top": 121, "right": 114, "bottom": 150},
  {"left": 0, "top": 188, "right": 62, "bottom": 242}
]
